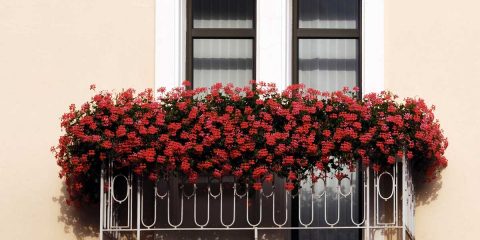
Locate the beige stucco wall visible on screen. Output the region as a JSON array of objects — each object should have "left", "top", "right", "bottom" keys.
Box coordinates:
[
  {"left": 385, "top": 0, "right": 480, "bottom": 239},
  {"left": 0, "top": 0, "right": 154, "bottom": 239}
]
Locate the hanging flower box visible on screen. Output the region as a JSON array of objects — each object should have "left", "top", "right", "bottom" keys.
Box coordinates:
[{"left": 53, "top": 81, "right": 447, "bottom": 207}]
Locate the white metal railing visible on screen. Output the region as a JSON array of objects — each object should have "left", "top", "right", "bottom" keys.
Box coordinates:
[{"left": 100, "top": 157, "right": 415, "bottom": 240}]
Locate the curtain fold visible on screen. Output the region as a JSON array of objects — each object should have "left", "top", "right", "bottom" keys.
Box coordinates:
[
  {"left": 193, "top": 39, "right": 253, "bottom": 88},
  {"left": 299, "top": 39, "right": 358, "bottom": 92},
  {"left": 193, "top": 0, "right": 254, "bottom": 28},
  {"left": 299, "top": 0, "right": 358, "bottom": 29}
]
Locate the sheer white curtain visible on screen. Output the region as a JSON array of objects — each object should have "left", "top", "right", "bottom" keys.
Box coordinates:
[
  {"left": 193, "top": 39, "right": 253, "bottom": 88},
  {"left": 193, "top": 0, "right": 254, "bottom": 28},
  {"left": 191, "top": 0, "right": 254, "bottom": 89},
  {"left": 299, "top": 0, "right": 358, "bottom": 29},
  {"left": 299, "top": 39, "right": 358, "bottom": 92}
]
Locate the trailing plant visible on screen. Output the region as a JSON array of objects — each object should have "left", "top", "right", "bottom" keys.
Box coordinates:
[{"left": 52, "top": 82, "right": 447, "bottom": 206}]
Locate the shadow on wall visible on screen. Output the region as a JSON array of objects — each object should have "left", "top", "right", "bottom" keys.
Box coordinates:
[
  {"left": 414, "top": 173, "right": 443, "bottom": 206},
  {"left": 52, "top": 185, "right": 99, "bottom": 240}
]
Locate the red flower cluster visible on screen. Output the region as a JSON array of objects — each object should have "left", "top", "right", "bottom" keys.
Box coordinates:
[{"left": 53, "top": 82, "right": 448, "bottom": 206}]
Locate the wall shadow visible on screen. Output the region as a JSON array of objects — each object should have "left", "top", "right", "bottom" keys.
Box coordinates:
[
  {"left": 413, "top": 173, "right": 443, "bottom": 206},
  {"left": 52, "top": 185, "right": 99, "bottom": 239}
]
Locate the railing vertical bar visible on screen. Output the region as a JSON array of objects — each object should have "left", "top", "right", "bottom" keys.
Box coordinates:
[
  {"left": 395, "top": 161, "right": 398, "bottom": 226},
  {"left": 136, "top": 177, "right": 141, "bottom": 240},
  {"left": 103, "top": 187, "right": 107, "bottom": 229},
  {"left": 99, "top": 163, "right": 104, "bottom": 240},
  {"left": 109, "top": 162, "right": 114, "bottom": 229},
  {"left": 220, "top": 183, "right": 236, "bottom": 228},
  {"left": 246, "top": 187, "right": 263, "bottom": 227},
  {"left": 365, "top": 167, "right": 370, "bottom": 240},
  {"left": 298, "top": 186, "right": 314, "bottom": 227},
  {"left": 168, "top": 181, "right": 185, "bottom": 228},
  {"left": 373, "top": 169, "right": 376, "bottom": 229},
  {"left": 324, "top": 186, "right": 341, "bottom": 226},
  {"left": 352, "top": 169, "right": 367, "bottom": 226},
  {"left": 194, "top": 184, "right": 211, "bottom": 227},
  {"left": 272, "top": 187, "right": 289, "bottom": 227},
  {"left": 402, "top": 155, "right": 407, "bottom": 240},
  {"left": 140, "top": 181, "right": 158, "bottom": 228},
  {"left": 129, "top": 173, "right": 133, "bottom": 229},
  {"left": 108, "top": 162, "right": 112, "bottom": 229}
]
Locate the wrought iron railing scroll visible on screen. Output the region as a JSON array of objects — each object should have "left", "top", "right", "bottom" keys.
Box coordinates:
[{"left": 100, "top": 157, "right": 415, "bottom": 240}]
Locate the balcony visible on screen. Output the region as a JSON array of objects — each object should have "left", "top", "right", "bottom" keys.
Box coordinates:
[
  {"left": 53, "top": 84, "right": 446, "bottom": 240},
  {"left": 100, "top": 156, "right": 415, "bottom": 240}
]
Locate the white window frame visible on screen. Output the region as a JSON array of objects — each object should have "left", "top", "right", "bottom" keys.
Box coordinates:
[{"left": 155, "top": 0, "right": 383, "bottom": 95}]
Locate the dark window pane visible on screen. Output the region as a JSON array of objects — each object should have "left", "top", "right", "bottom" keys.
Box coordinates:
[
  {"left": 299, "top": 0, "right": 358, "bottom": 29},
  {"left": 298, "top": 39, "right": 358, "bottom": 92},
  {"left": 193, "top": 0, "right": 254, "bottom": 28},
  {"left": 193, "top": 39, "right": 253, "bottom": 88}
]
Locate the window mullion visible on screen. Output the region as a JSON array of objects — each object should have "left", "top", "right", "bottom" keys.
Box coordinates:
[
  {"left": 191, "top": 29, "right": 256, "bottom": 38},
  {"left": 296, "top": 29, "right": 360, "bottom": 38}
]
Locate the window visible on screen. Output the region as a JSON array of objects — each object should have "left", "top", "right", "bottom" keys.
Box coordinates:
[
  {"left": 148, "top": 1, "right": 398, "bottom": 239},
  {"left": 292, "top": 0, "right": 361, "bottom": 93},
  {"left": 292, "top": 1, "right": 362, "bottom": 239},
  {"left": 186, "top": 0, "right": 256, "bottom": 88}
]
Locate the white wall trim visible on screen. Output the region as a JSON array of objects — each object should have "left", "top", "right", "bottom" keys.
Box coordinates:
[
  {"left": 363, "top": 0, "right": 384, "bottom": 94},
  {"left": 154, "top": 0, "right": 383, "bottom": 94},
  {"left": 256, "top": 0, "right": 291, "bottom": 91},
  {"left": 155, "top": 0, "right": 186, "bottom": 93}
]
